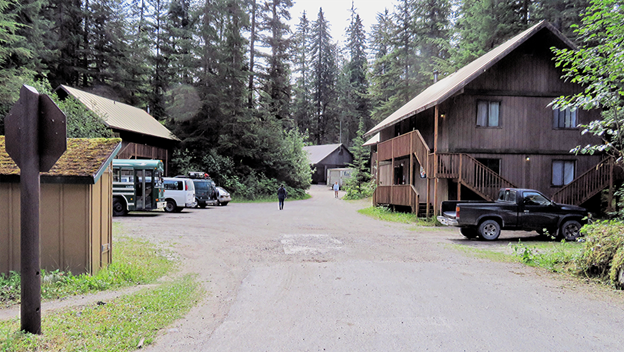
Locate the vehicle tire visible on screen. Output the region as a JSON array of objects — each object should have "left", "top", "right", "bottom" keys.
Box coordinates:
[
  {"left": 560, "top": 220, "right": 582, "bottom": 241},
  {"left": 199, "top": 204, "right": 207, "bottom": 209},
  {"left": 112, "top": 198, "right": 127, "bottom": 216},
  {"left": 216, "top": 200, "right": 221, "bottom": 206},
  {"left": 478, "top": 220, "right": 501, "bottom": 241},
  {"left": 165, "top": 200, "right": 177, "bottom": 213},
  {"left": 460, "top": 227, "right": 478, "bottom": 239}
]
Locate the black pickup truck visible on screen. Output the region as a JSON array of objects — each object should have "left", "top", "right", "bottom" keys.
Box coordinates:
[{"left": 437, "top": 188, "right": 588, "bottom": 241}]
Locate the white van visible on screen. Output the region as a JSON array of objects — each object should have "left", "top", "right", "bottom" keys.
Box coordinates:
[{"left": 163, "top": 177, "right": 197, "bottom": 212}]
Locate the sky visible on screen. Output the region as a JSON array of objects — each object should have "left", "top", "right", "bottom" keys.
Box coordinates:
[{"left": 289, "top": 0, "right": 394, "bottom": 45}]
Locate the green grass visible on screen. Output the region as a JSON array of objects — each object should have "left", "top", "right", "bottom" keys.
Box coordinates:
[
  {"left": 0, "top": 274, "right": 203, "bottom": 351},
  {"left": 448, "top": 240, "right": 584, "bottom": 273},
  {"left": 447, "top": 243, "right": 519, "bottom": 263},
  {"left": 358, "top": 206, "right": 438, "bottom": 226},
  {"left": 1, "top": 225, "right": 175, "bottom": 307},
  {"left": 231, "top": 193, "right": 312, "bottom": 203}
]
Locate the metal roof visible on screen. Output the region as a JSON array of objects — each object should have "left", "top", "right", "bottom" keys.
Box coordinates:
[
  {"left": 362, "top": 133, "right": 379, "bottom": 146},
  {"left": 365, "top": 21, "right": 574, "bottom": 137},
  {"left": 58, "top": 85, "right": 179, "bottom": 141},
  {"left": 303, "top": 144, "right": 350, "bottom": 165}
]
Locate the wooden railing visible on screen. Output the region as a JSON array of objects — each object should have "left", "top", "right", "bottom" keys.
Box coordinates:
[
  {"left": 377, "top": 130, "right": 431, "bottom": 163},
  {"left": 412, "top": 131, "right": 430, "bottom": 175},
  {"left": 458, "top": 154, "right": 517, "bottom": 201},
  {"left": 551, "top": 159, "right": 614, "bottom": 205},
  {"left": 436, "top": 153, "right": 461, "bottom": 178},
  {"left": 374, "top": 185, "right": 419, "bottom": 213}
]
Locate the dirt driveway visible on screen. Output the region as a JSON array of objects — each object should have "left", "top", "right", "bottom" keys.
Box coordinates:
[{"left": 113, "top": 185, "right": 624, "bottom": 351}]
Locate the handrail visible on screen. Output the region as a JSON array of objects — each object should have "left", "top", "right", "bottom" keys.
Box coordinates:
[
  {"left": 412, "top": 130, "right": 431, "bottom": 176},
  {"left": 459, "top": 154, "right": 516, "bottom": 201},
  {"left": 551, "top": 158, "right": 613, "bottom": 205}
]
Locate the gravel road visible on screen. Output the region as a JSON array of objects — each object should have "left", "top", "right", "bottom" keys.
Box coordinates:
[{"left": 112, "top": 185, "right": 624, "bottom": 352}]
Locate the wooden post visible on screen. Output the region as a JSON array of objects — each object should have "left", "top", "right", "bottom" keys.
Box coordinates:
[
  {"left": 391, "top": 139, "right": 395, "bottom": 204},
  {"left": 410, "top": 132, "right": 414, "bottom": 212},
  {"left": 608, "top": 160, "right": 614, "bottom": 212},
  {"left": 458, "top": 155, "right": 462, "bottom": 200},
  {"left": 433, "top": 105, "right": 439, "bottom": 216}
]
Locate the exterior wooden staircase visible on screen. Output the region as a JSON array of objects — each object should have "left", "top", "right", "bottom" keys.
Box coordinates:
[{"left": 551, "top": 158, "right": 622, "bottom": 206}]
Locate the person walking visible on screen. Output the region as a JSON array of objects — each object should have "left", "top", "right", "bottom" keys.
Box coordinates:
[
  {"left": 277, "top": 184, "right": 287, "bottom": 210},
  {"left": 333, "top": 181, "right": 340, "bottom": 198}
]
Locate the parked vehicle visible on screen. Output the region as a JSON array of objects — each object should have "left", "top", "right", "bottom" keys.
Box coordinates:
[
  {"left": 215, "top": 187, "right": 231, "bottom": 206},
  {"left": 437, "top": 188, "right": 588, "bottom": 241},
  {"left": 112, "top": 159, "right": 166, "bottom": 216},
  {"left": 176, "top": 172, "right": 218, "bottom": 208},
  {"left": 163, "top": 177, "right": 197, "bottom": 212}
]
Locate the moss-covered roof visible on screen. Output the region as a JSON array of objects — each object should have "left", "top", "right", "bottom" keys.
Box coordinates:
[{"left": 0, "top": 136, "right": 121, "bottom": 184}]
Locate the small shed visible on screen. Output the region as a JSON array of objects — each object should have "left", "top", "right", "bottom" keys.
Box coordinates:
[
  {"left": 303, "top": 144, "right": 354, "bottom": 184},
  {"left": 0, "top": 136, "right": 122, "bottom": 275}
]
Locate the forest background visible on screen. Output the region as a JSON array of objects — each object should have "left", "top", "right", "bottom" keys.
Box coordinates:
[{"left": 0, "top": 0, "right": 595, "bottom": 198}]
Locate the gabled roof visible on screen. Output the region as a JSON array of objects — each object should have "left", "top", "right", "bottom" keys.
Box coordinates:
[
  {"left": 0, "top": 136, "right": 122, "bottom": 184},
  {"left": 58, "top": 85, "right": 179, "bottom": 141},
  {"left": 303, "top": 144, "right": 351, "bottom": 165},
  {"left": 366, "top": 21, "right": 575, "bottom": 136}
]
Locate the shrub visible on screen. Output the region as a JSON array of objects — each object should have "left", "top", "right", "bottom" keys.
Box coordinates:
[{"left": 576, "top": 220, "right": 624, "bottom": 287}]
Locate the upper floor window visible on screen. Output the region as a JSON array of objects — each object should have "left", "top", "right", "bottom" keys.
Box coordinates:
[
  {"left": 553, "top": 107, "right": 577, "bottom": 129},
  {"left": 552, "top": 160, "right": 575, "bottom": 186},
  {"left": 476, "top": 100, "right": 500, "bottom": 127}
]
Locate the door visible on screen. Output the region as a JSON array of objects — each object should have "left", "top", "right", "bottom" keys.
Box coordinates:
[
  {"left": 520, "top": 191, "right": 559, "bottom": 231},
  {"left": 135, "top": 169, "right": 145, "bottom": 210}
]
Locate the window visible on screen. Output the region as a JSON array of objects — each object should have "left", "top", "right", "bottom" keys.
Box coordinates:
[
  {"left": 552, "top": 160, "right": 575, "bottom": 186},
  {"left": 523, "top": 191, "right": 551, "bottom": 206},
  {"left": 476, "top": 100, "right": 500, "bottom": 127},
  {"left": 553, "top": 108, "right": 577, "bottom": 129}
]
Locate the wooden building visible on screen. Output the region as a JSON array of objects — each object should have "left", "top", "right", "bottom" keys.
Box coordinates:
[
  {"left": 303, "top": 144, "right": 354, "bottom": 184},
  {"left": 56, "top": 85, "right": 179, "bottom": 175},
  {"left": 0, "top": 136, "right": 122, "bottom": 275},
  {"left": 366, "top": 21, "right": 616, "bottom": 216}
]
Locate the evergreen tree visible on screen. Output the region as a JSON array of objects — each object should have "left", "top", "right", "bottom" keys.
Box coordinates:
[
  {"left": 344, "top": 5, "right": 370, "bottom": 144},
  {"left": 343, "top": 116, "right": 372, "bottom": 199},
  {"left": 291, "top": 11, "right": 314, "bottom": 135},
  {"left": 310, "top": 8, "right": 338, "bottom": 144},
  {"left": 413, "top": 0, "right": 453, "bottom": 88},
  {"left": 256, "top": 0, "right": 293, "bottom": 121}
]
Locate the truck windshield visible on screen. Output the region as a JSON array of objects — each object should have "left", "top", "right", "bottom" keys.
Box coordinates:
[{"left": 498, "top": 189, "right": 517, "bottom": 202}]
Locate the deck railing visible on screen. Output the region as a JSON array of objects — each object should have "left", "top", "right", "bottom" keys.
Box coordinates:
[
  {"left": 551, "top": 159, "right": 614, "bottom": 205},
  {"left": 377, "top": 130, "right": 431, "bottom": 162},
  {"left": 374, "top": 185, "right": 419, "bottom": 213}
]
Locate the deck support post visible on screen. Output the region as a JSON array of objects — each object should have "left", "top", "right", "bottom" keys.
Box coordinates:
[{"left": 433, "top": 105, "right": 439, "bottom": 216}]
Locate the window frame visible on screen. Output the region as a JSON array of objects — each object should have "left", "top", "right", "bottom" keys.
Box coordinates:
[
  {"left": 553, "top": 107, "right": 578, "bottom": 129},
  {"left": 552, "top": 160, "right": 576, "bottom": 187},
  {"left": 476, "top": 100, "right": 502, "bottom": 128}
]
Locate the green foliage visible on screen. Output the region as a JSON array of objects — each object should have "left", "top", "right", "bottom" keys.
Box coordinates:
[
  {"left": 552, "top": 0, "right": 624, "bottom": 163},
  {"left": 343, "top": 117, "right": 373, "bottom": 199},
  {"left": 575, "top": 220, "right": 624, "bottom": 287},
  {"left": 0, "top": 275, "right": 203, "bottom": 351},
  {"left": 510, "top": 240, "right": 583, "bottom": 272}
]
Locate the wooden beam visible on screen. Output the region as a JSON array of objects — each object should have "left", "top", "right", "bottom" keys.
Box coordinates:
[{"left": 433, "top": 105, "right": 439, "bottom": 216}]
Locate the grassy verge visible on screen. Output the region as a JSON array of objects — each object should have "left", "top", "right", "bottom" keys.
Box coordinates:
[
  {"left": 448, "top": 240, "right": 584, "bottom": 273},
  {"left": 0, "top": 274, "right": 203, "bottom": 351},
  {"left": 1, "top": 225, "right": 175, "bottom": 307},
  {"left": 358, "top": 206, "right": 438, "bottom": 226},
  {"left": 232, "top": 193, "right": 312, "bottom": 203}
]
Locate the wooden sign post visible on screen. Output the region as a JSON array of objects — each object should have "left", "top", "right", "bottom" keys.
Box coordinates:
[{"left": 4, "top": 85, "right": 67, "bottom": 334}]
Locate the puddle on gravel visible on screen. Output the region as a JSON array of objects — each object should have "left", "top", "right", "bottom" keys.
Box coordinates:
[{"left": 280, "top": 234, "right": 343, "bottom": 255}]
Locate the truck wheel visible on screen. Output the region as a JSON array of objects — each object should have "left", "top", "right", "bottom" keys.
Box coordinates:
[
  {"left": 460, "top": 227, "right": 478, "bottom": 239},
  {"left": 560, "top": 220, "right": 582, "bottom": 241},
  {"left": 165, "top": 200, "right": 177, "bottom": 213},
  {"left": 478, "top": 220, "right": 501, "bottom": 241},
  {"left": 112, "top": 198, "right": 127, "bottom": 216}
]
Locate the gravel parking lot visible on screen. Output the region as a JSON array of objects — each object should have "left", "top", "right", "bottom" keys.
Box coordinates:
[{"left": 112, "top": 185, "right": 624, "bottom": 351}]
